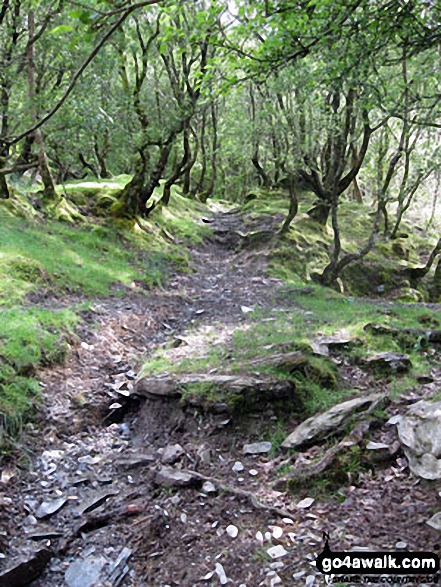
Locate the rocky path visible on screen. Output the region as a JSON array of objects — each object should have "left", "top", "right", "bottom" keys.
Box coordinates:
[{"left": 1, "top": 208, "right": 441, "bottom": 587}]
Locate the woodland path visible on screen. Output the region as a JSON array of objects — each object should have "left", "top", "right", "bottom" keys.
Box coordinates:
[{"left": 1, "top": 207, "right": 440, "bottom": 587}]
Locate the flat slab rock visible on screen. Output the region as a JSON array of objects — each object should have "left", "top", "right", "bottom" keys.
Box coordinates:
[
  {"left": 394, "top": 400, "right": 441, "bottom": 480},
  {"left": 243, "top": 441, "right": 272, "bottom": 455},
  {"left": 281, "top": 392, "right": 388, "bottom": 449},
  {"left": 65, "top": 556, "right": 107, "bottom": 587},
  {"left": 364, "top": 352, "right": 411, "bottom": 373},
  {"left": 155, "top": 467, "right": 202, "bottom": 489},
  {"left": 136, "top": 373, "right": 295, "bottom": 403}
]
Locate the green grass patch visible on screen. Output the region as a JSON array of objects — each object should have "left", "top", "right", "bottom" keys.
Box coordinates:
[{"left": 0, "top": 307, "right": 78, "bottom": 450}]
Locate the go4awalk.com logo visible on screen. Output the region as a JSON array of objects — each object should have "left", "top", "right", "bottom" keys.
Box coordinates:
[{"left": 316, "top": 533, "right": 440, "bottom": 584}]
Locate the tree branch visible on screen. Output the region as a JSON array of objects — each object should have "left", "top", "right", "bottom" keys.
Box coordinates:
[{"left": 7, "top": 0, "right": 167, "bottom": 146}]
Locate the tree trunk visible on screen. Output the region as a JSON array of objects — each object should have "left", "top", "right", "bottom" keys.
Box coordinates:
[
  {"left": 202, "top": 103, "right": 218, "bottom": 201},
  {"left": 27, "top": 10, "right": 56, "bottom": 202},
  {"left": 94, "top": 132, "right": 110, "bottom": 179},
  {"left": 431, "top": 257, "right": 441, "bottom": 302},
  {"left": 115, "top": 152, "right": 149, "bottom": 217},
  {"left": 279, "top": 178, "right": 298, "bottom": 235},
  {"left": 0, "top": 156, "right": 9, "bottom": 198},
  {"left": 407, "top": 237, "right": 441, "bottom": 285},
  {"left": 307, "top": 200, "right": 331, "bottom": 225}
]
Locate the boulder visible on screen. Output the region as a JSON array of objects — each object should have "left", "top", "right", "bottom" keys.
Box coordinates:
[
  {"left": 395, "top": 400, "right": 441, "bottom": 480},
  {"left": 281, "top": 393, "right": 387, "bottom": 449}
]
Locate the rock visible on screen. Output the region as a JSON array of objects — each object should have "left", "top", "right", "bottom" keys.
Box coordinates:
[
  {"left": 172, "top": 336, "right": 188, "bottom": 348},
  {"left": 198, "top": 446, "right": 212, "bottom": 464},
  {"left": 281, "top": 393, "right": 387, "bottom": 449},
  {"left": 114, "top": 452, "right": 155, "bottom": 469},
  {"left": 35, "top": 497, "right": 68, "bottom": 519},
  {"left": 0, "top": 549, "right": 52, "bottom": 587},
  {"left": 265, "top": 571, "right": 282, "bottom": 586},
  {"left": 137, "top": 373, "right": 295, "bottom": 406},
  {"left": 366, "top": 441, "right": 389, "bottom": 450},
  {"left": 296, "top": 497, "right": 314, "bottom": 509},
  {"left": 106, "top": 547, "right": 132, "bottom": 585},
  {"left": 155, "top": 467, "right": 201, "bottom": 489},
  {"left": 135, "top": 377, "right": 181, "bottom": 399},
  {"left": 312, "top": 333, "right": 354, "bottom": 351},
  {"left": 267, "top": 545, "right": 288, "bottom": 559},
  {"left": 417, "top": 375, "right": 434, "bottom": 384},
  {"left": 243, "top": 441, "right": 272, "bottom": 455},
  {"left": 202, "top": 481, "right": 216, "bottom": 494},
  {"left": 427, "top": 512, "right": 441, "bottom": 531},
  {"left": 226, "top": 524, "right": 239, "bottom": 538},
  {"left": 365, "top": 352, "right": 411, "bottom": 373},
  {"left": 65, "top": 556, "right": 107, "bottom": 587},
  {"left": 271, "top": 526, "right": 283, "bottom": 539},
  {"left": 77, "top": 488, "right": 119, "bottom": 516},
  {"left": 232, "top": 461, "right": 244, "bottom": 472},
  {"left": 396, "top": 400, "right": 441, "bottom": 480},
  {"left": 214, "top": 562, "right": 231, "bottom": 585},
  {"left": 161, "top": 443, "right": 184, "bottom": 465}
]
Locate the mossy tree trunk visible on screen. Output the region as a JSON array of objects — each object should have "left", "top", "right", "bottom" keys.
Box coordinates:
[
  {"left": 27, "top": 10, "right": 57, "bottom": 203},
  {"left": 407, "top": 237, "right": 441, "bottom": 286},
  {"left": 279, "top": 175, "right": 299, "bottom": 235}
]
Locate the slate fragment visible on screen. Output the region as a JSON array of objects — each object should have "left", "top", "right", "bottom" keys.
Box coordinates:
[
  {"left": 35, "top": 497, "right": 68, "bottom": 519},
  {"left": 0, "top": 548, "right": 52, "bottom": 587}
]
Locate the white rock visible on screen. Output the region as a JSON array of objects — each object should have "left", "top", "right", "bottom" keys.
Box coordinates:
[
  {"left": 180, "top": 513, "right": 187, "bottom": 524},
  {"left": 427, "top": 512, "right": 441, "bottom": 531},
  {"left": 397, "top": 400, "right": 441, "bottom": 480},
  {"left": 271, "top": 526, "right": 283, "bottom": 539},
  {"left": 249, "top": 469, "right": 259, "bottom": 476},
  {"left": 256, "top": 531, "right": 264, "bottom": 544},
  {"left": 282, "top": 518, "right": 294, "bottom": 524},
  {"left": 215, "top": 562, "right": 230, "bottom": 585},
  {"left": 296, "top": 497, "right": 315, "bottom": 509},
  {"left": 366, "top": 441, "right": 389, "bottom": 450},
  {"left": 232, "top": 461, "right": 244, "bottom": 472},
  {"left": 241, "top": 306, "right": 254, "bottom": 314},
  {"left": 226, "top": 524, "right": 238, "bottom": 538},
  {"left": 305, "top": 575, "right": 316, "bottom": 586},
  {"left": 396, "top": 541, "right": 407, "bottom": 549},
  {"left": 267, "top": 545, "right": 288, "bottom": 559},
  {"left": 202, "top": 481, "right": 216, "bottom": 494}
]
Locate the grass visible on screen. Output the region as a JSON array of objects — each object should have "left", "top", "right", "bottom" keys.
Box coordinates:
[
  {"left": 139, "top": 283, "right": 439, "bottom": 417},
  {"left": 0, "top": 176, "right": 212, "bottom": 450}
]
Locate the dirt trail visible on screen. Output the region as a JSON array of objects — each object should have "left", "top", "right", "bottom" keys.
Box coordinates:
[{"left": 1, "top": 208, "right": 440, "bottom": 587}]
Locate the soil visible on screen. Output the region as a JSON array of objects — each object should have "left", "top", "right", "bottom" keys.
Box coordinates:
[{"left": 1, "top": 208, "right": 441, "bottom": 587}]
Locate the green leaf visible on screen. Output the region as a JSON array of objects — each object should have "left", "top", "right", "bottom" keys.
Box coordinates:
[{"left": 49, "top": 24, "right": 74, "bottom": 36}]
